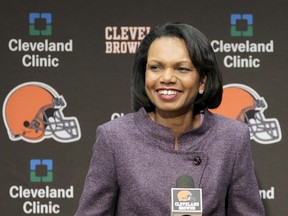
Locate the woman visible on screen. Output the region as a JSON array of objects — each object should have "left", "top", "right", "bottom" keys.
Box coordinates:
[{"left": 75, "top": 22, "right": 264, "bottom": 215}]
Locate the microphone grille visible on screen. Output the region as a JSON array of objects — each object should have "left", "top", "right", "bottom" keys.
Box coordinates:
[{"left": 176, "top": 175, "right": 195, "bottom": 188}]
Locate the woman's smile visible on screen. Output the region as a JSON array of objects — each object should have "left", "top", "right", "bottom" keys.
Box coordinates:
[{"left": 156, "top": 88, "right": 182, "bottom": 100}]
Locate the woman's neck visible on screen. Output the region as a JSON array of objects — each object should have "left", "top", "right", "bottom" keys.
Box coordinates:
[{"left": 148, "top": 109, "right": 201, "bottom": 139}]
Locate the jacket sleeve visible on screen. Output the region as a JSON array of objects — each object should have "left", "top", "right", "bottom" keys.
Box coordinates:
[
  {"left": 226, "top": 126, "right": 265, "bottom": 215},
  {"left": 75, "top": 125, "right": 118, "bottom": 216}
]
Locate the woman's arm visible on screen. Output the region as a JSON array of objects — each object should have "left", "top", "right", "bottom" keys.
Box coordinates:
[
  {"left": 75, "top": 126, "right": 118, "bottom": 216},
  {"left": 226, "top": 127, "right": 265, "bottom": 215}
]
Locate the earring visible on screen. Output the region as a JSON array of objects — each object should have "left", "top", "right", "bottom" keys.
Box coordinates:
[{"left": 199, "top": 90, "right": 204, "bottom": 94}]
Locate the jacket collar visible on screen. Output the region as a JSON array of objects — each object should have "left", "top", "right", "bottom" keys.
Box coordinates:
[{"left": 134, "top": 107, "right": 214, "bottom": 151}]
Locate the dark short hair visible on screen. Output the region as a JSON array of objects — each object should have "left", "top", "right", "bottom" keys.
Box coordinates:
[{"left": 131, "top": 22, "right": 223, "bottom": 113}]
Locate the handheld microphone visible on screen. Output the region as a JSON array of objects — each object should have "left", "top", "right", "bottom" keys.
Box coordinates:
[{"left": 171, "top": 175, "right": 203, "bottom": 216}]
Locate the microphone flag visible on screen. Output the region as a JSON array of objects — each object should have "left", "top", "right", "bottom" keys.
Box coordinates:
[{"left": 171, "top": 175, "right": 202, "bottom": 216}]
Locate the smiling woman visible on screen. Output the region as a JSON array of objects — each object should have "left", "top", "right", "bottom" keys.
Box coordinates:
[
  {"left": 75, "top": 22, "right": 265, "bottom": 216},
  {"left": 131, "top": 23, "right": 223, "bottom": 115},
  {"left": 144, "top": 37, "right": 207, "bottom": 146}
]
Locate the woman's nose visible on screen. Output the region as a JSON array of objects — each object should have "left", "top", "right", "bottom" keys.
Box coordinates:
[{"left": 160, "top": 68, "right": 177, "bottom": 84}]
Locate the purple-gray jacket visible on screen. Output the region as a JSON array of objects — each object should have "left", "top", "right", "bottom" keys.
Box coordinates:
[{"left": 75, "top": 108, "right": 265, "bottom": 216}]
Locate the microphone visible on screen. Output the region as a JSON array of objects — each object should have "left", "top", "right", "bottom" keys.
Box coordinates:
[{"left": 171, "top": 175, "right": 203, "bottom": 216}]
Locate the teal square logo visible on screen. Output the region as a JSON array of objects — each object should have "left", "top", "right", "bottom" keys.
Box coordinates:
[
  {"left": 30, "top": 159, "right": 53, "bottom": 182},
  {"left": 29, "top": 13, "right": 52, "bottom": 36},
  {"left": 231, "top": 14, "right": 253, "bottom": 37}
]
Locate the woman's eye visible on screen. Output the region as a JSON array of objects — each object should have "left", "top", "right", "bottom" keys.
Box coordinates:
[
  {"left": 149, "top": 65, "right": 162, "bottom": 71},
  {"left": 177, "top": 67, "right": 191, "bottom": 73}
]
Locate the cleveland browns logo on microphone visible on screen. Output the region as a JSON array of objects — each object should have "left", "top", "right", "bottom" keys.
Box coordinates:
[
  {"left": 2, "top": 82, "right": 81, "bottom": 143},
  {"left": 177, "top": 190, "right": 192, "bottom": 202},
  {"left": 210, "top": 83, "right": 281, "bottom": 144}
]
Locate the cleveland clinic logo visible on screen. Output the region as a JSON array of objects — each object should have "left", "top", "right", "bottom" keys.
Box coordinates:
[
  {"left": 9, "top": 159, "right": 74, "bottom": 214},
  {"left": 2, "top": 82, "right": 81, "bottom": 143},
  {"left": 7, "top": 12, "right": 73, "bottom": 67},
  {"left": 230, "top": 14, "right": 253, "bottom": 37},
  {"left": 211, "top": 13, "right": 274, "bottom": 68},
  {"left": 29, "top": 13, "right": 52, "bottom": 36},
  {"left": 210, "top": 84, "right": 282, "bottom": 144},
  {"left": 30, "top": 159, "right": 53, "bottom": 182}
]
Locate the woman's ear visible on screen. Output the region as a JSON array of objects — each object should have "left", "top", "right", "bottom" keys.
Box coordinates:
[{"left": 199, "top": 76, "right": 207, "bottom": 93}]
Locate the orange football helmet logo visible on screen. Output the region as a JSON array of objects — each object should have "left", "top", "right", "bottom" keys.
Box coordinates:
[
  {"left": 177, "top": 190, "right": 192, "bottom": 202},
  {"left": 211, "top": 84, "right": 281, "bottom": 144},
  {"left": 3, "top": 82, "right": 81, "bottom": 143}
]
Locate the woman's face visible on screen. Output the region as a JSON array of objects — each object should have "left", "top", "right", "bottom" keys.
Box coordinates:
[{"left": 145, "top": 37, "right": 206, "bottom": 115}]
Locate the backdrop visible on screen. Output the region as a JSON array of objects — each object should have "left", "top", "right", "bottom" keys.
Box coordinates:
[{"left": 1, "top": 0, "right": 287, "bottom": 215}]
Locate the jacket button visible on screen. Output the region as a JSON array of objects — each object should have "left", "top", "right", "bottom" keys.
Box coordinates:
[{"left": 193, "top": 156, "right": 202, "bottom": 165}]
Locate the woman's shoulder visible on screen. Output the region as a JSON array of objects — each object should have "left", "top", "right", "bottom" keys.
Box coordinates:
[
  {"left": 207, "top": 111, "right": 251, "bottom": 150},
  {"left": 95, "top": 111, "right": 142, "bottom": 144},
  {"left": 96, "top": 111, "right": 142, "bottom": 137},
  {"left": 101, "top": 112, "right": 136, "bottom": 128},
  {"left": 208, "top": 111, "right": 249, "bottom": 133}
]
